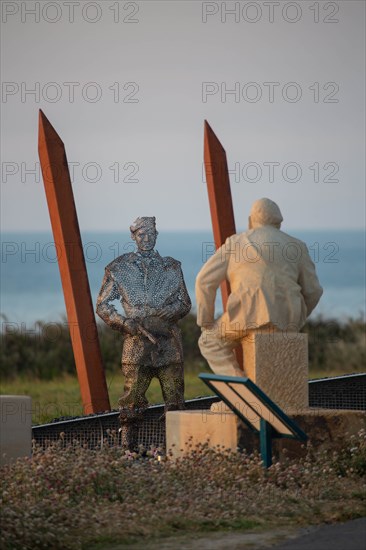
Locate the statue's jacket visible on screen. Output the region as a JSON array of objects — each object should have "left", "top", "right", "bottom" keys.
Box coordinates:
[
  {"left": 97, "top": 251, "right": 191, "bottom": 367},
  {"left": 196, "top": 225, "right": 323, "bottom": 332}
]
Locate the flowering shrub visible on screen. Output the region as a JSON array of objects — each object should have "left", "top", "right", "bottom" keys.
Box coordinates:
[
  {"left": 1, "top": 430, "right": 365, "bottom": 549},
  {"left": 329, "top": 429, "right": 366, "bottom": 477}
]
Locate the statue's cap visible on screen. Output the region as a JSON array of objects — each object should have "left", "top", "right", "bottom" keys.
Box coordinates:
[
  {"left": 130, "top": 216, "right": 156, "bottom": 233},
  {"left": 250, "top": 198, "right": 283, "bottom": 227}
]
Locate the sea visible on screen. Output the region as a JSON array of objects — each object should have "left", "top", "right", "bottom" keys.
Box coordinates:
[{"left": 1, "top": 230, "right": 365, "bottom": 328}]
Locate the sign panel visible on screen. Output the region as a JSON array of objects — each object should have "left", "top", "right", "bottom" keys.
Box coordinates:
[{"left": 199, "top": 373, "right": 307, "bottom": 441}]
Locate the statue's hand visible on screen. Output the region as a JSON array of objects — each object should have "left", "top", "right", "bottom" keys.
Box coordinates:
[
  {"left": 200, "top": 322, "right": 215, "bottom": 331},
  {"left": 157, "top": 308, "right": 174, "bottom": 321},
  {"left": 123, "top": 318, "right": 139, "bottom": 336},
  {"left": 142, "top": 316, "right": 171, "bottom": 336},
  {"left": 145, "top": 306, "right": 159, "bottom": 317}
]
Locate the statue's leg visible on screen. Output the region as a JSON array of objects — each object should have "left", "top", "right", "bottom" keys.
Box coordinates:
[
  {"left": 198, "top": 322, "right": 243, "bottom": 377},
  {"left": 119, "top": 363, "right": 154, "bottom": 451},
  {"left": 157, "top": 363, "right": 185, "bottom": 413}
]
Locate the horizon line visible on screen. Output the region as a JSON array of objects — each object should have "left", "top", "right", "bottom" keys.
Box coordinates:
[{"left": 1, "top": 227, "right": 365, "bottom": 234}]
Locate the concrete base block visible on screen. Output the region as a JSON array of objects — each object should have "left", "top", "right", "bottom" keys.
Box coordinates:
[
  {"left": 166, "top": 408, "right": 365, "bottom": 461},
  {"left": 242, "top": 332, "right": 309, "bottom": 411},
  {"left": 0, "top": 395, "right": 32, "bottom": 466},
  {"left": 166, "top": 410, "right": 239, "bottom": 460}
]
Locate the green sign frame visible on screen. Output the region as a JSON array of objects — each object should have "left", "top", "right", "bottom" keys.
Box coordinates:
[{"left": 199, "top": 373, "right": 308, "bottom": 467}]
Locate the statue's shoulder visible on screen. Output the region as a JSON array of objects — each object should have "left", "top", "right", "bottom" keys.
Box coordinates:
[
  {"left": 162, "top": 255, "right": 182, "bottom": 269},
  {"left": 279, "top": 229, "right": 307, "bottom": 247},
  {"left": 228, "top": 233, "right": 242, "bottom": 244},
  {"left": 105, "top": 253, "right": 136, "bottom": 273},
  {"left": 222, "top": 233, "right": 243, "bottom": 248}
]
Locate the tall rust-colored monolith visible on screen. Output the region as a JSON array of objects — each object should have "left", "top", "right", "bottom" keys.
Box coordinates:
[
  {"left": 203, "top": 120, "right": 243, "bottom": 369},
  {"left": 38, "top": 110, "right": 110, "bottom": 414}
]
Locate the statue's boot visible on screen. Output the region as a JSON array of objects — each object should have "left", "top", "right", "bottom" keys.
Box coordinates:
[
  {"left": 119, "top": 406, "right": 144, "bottom": 452},
  {"left": 119, "top": 423, "right": 139, "bottom": 452}
]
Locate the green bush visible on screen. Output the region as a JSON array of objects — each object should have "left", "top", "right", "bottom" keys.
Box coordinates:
[
  {"left": 303, "top": 316, "right": 366, "bottom": 373},
  {"left": 0, "top": 313, "right": 365, "bottom": 381}
]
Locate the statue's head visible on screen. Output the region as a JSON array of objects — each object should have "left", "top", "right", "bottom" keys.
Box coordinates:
[
  {"left": 248, "top": 198, "right": 283, "bottom": 229},
  {"left": 130, "top": 216, "right": 158, "bottom": 252}
]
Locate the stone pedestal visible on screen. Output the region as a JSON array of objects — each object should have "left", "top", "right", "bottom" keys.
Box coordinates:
[
  {"left": 242, "top": 331, "right": 308, "bottom": 411},
  {"left": 166, "top": 410, "right": 238, "bottom": 460},
  {"left": 0, "top": 395, "right": 32, "bottom": 466},
  {"left": 166, "top": 408, "right": 365, "bottom": 461}
]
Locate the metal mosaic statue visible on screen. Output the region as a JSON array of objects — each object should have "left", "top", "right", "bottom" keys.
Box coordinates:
[{"left": 96, "top": 216, "right": 191, "bottom": 450}]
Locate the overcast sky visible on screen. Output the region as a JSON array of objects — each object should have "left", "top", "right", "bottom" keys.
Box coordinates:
[{"left": 1, "top": 0, "right": 365, "bottom": 232}]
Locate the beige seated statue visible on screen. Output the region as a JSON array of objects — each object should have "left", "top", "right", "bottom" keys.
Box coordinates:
[{"left": 196, "top": 198, "right": 323, "bottom": 378}]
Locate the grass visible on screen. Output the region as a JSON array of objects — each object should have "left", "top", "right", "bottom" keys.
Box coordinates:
[
  {"left": 0, "top": 365, "right": 355, "bottom": 425},
  {"left": 307, "top": 368, "right": 357, "bottom": 380},
  {"left": 1, "top": 311, "right": 364, "bottom": 424},
  {"left": 0, "top": 371, "right": 214, "bottom": 425},
  {"left": 1, "top": 430, "right": 365, "bottom": 549},
  {"left": 1, "top": 315, "right": 364, "bottom": 548}
]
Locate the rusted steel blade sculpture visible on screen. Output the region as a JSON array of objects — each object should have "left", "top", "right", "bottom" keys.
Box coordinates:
[
  {"left": 38, "top": 110, "right": 110, "bottom": 414},
  {"left": 203, "top": 120, "right": 236, "bottom": 305},
  {"left": 203, "top": 120, "right": 243, "bottom": 369}
]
